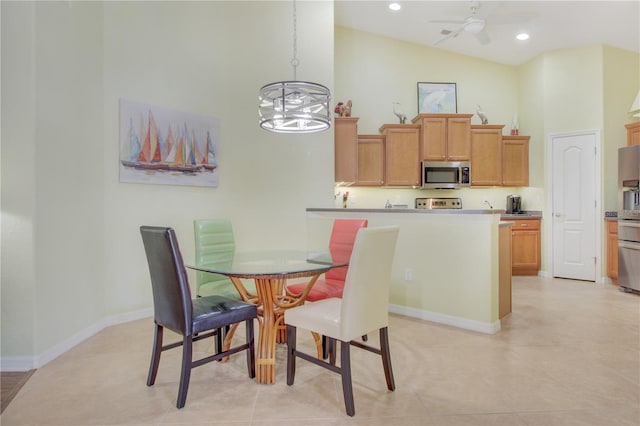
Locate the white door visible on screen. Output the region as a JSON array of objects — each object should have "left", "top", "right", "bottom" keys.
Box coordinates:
[{"left": 551, "top": 132, "right": 597, "bottom": 281}]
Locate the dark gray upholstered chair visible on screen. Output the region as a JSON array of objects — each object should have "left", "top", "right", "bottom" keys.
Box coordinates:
[{"left": 140, "top": 226, "right": 257, "bottom": 409}]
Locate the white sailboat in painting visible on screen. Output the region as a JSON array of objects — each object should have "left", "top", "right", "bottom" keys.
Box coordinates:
[
  {"left": 164, "top": 124, "right": 202, "bottom": 173},
  {"left": 120, "top": 117, "right": 142, "bottom": 167},
  {"left": 202, "top": 130, "right": 217, "bottom": 171}
]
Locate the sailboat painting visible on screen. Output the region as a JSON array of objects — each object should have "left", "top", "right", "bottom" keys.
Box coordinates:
[{"left": 119, "top": 98, "right": 219, "bottom": 187}]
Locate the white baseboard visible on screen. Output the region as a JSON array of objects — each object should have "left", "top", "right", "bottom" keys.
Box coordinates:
[
  {"left": 0, "top": 308, "right": 153, "bottom": 372},
  {"left": 389, "top": 304, "right": 501, "bottom": 334}
]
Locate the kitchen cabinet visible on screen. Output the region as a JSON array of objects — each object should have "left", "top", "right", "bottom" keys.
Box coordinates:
[
  {"left": 626, "top": 122, "right": 640, "bottom": 146},
  {"left": 379, "top": 124, "right": 421, "bottom": 187},
  {"left": 471, "top": 125, "right": 505, "bottom": 186},
  {"left": 509, "top": 218, "right": 541, "bottom": 275},
  {"left": 606, "top": 220, "right": 618, "bottom": 283},
  {"left": 334, "top": 117, "right": 359, "bottom": 183},
  {"left": 411, "top": 114, "right": 473, "bottom": 161},
  {"left": 356, "top": 134, "right": 385, "bottom": 186},
  {"left": 499, "top": 223, "right": 513, "bottom": 319},
  {"left": 502, "top": 136, "right": 530, "bottom": 186}
]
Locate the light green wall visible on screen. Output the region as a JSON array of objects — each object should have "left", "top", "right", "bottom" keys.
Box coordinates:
[
  {"left": 1, "top": 1, "right": 334, "bottom": 366},
  {"left": 602, "top": 46, "right": 640, "bottom": 210},
  {"left": 335, "top": 26, "right": 519, "bottom": 133}
]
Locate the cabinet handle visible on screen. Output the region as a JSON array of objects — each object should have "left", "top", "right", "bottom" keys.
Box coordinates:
[{"left": 520, "top": 223, "right": 528, "bottom": 227}]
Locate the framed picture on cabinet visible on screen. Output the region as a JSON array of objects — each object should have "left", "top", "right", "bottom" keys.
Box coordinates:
[{"left": 417, "top": 82, "right": 457, "bottom": 113}]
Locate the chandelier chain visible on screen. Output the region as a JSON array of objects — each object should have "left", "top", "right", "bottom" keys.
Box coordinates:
[{"left": 291, "top": 0, "right": 299, "bottom": 80}]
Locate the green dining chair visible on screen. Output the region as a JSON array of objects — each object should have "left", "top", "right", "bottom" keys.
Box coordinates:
[{"left": 193, "top": 219, "right": 240, "bottom": 299}]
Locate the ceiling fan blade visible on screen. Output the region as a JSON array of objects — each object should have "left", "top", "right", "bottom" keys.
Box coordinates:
[{"left": 474, "top": 29, "right": 491, "bottom": 45}]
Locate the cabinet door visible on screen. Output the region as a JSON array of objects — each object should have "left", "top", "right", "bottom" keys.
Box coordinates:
[
  {"left": 356, "top": 135, "right": 385, "bottom": 186},
  {"left": 626, "top": 122, "right": 640, "bottom": 146},
  {"left": 447, "top": 117, "right": 471, "bottom": 160},
  {"left": 512, "top": 230, "right": 540, "bottom": 275},
  {"left": 334, "top": 117, "right": 359, "bottom": 183},
  {"left": 502, "top": 137, "right": 529, "bottom": 186},
  {"left": 421, "top": 117, "right": 447, "bottom": 161},
  {"left": 471, "top": 127, "right": 503, "bottom": 186},
  {"left": 511, "top": 219, "right": 541, "bottom": 275},
  {"left": 606, "top": 220, "right": 618, "bottom": 282},
  {"left": 385, "top": 128, "right": 420, "bottom": 186}
]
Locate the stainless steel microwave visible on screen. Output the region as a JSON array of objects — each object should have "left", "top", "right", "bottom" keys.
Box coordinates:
[{"left": 421, "top": 161, "right": 471, "bottom": 189}]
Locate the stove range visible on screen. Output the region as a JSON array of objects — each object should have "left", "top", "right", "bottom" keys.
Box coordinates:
[{"left": 415, "top": 197, "right": 462, "bottom": 209}]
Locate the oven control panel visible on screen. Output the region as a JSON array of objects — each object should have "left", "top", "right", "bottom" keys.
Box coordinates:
[{"left": 415, "top": 197, "right": 462, "bottom": 209}]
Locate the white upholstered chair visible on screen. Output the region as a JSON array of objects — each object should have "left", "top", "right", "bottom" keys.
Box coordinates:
[{"left": 284, "top": 226, "right": 400, "bottom": 417}]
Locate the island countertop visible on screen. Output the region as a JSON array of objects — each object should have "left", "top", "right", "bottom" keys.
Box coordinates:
[{"left": 307, "top": 208, "right": 542, "bottom": 219}]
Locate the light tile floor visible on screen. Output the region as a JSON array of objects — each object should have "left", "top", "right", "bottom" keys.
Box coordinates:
[{"left": 1, "top": 276, "right": 639, "bottom": 425}]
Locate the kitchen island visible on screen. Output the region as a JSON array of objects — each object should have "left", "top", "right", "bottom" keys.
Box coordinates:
[{"left": 306, "top": 208, "right": 512, "bottom": 334}]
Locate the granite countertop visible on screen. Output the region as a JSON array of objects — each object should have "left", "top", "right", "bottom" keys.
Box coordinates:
[{"left": 307, "top": 208, "right": 543, "bottom": 218}]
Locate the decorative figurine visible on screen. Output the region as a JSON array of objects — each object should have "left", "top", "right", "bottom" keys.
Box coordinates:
[
  {"left": 476, "top": 104, "right": 488, "bottom": 124},
  {"left": 334, "top": 102, "right": 344, "bottom": 116},
  {"left": 393, "top": 102, "right": 407, "bottom": 124},
  {"left": 341, "top": 100, "right": 352, "bottom": 117}
]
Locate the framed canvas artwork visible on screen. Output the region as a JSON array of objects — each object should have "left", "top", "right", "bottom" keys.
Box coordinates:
[
  {"left": 119, "top": 99, "right": 219, "bottom": 187},
  {"left": 417, "top": 82, "right": 457, "bottom": 113}
]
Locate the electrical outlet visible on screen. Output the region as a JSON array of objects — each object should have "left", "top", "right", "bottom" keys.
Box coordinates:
[{"left": 404, "top": 268, "right": 413, "bottom": 281}]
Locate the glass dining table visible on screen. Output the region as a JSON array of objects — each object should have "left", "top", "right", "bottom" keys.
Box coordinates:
[{"left": 187, "top": 250, "right": 347, "bottom": 384}]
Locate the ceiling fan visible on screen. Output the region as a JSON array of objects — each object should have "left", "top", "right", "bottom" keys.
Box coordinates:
[{"left": 430, "top": 1, "right": 521, "bottom": 46}]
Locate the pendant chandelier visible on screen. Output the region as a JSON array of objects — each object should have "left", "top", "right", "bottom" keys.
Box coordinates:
[{"left": 258, "top": 0, "right": 331, "bottom": 133}]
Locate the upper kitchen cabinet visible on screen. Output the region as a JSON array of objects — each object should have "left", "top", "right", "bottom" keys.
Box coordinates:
[
  {"left": 379, "top": 124, "right": 421, "bottom": 187},
  {"left": 471, "top": 124, "right": 504, "bottom": 186},
  {"left": 356, "top": 134, "right": 385, "bottom": 186},
  {"left": 334, "top": 117, "right": 359, "bottom": 183},
  {"left": 412, "top": 114, "right": 473, "bottom": 161},
  {"left": 502, "top": 136, "right": 530, "bottom": 186},
  {"left": 626, "top": 122, "right": 640, "bottom": 146}
]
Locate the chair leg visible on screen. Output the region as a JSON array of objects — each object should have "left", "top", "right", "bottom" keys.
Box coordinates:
[
  {"left": 177, "top": 336, "right": 193, "bottom": 409},
  {"left": 246, "top": 319, "right": 256, "bottom": 378},
  {"left": 379, "top": 327, "right": 395, "bottom": 391},
  {"left": 286, "top": 325, "right": 297, "bottom": 386},
  {"left": 340, "top": 340, "right": 355, "bottom": 417},
  {"left": 321, "top": 335, "right": 328, "bottom": 359},
  {"left": 329, "top": 338, "right": 337, "bottom": 366},
  {"left": 147, "top": 323, "right": 163, "bottom": 386}
]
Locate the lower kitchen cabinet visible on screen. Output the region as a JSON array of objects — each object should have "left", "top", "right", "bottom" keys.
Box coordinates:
[
  {"left": 509, "top": 218, "right": 541, "bottom": 275},
  {"left": 606, "top": 220, "right": 618, "bottom": 283}
]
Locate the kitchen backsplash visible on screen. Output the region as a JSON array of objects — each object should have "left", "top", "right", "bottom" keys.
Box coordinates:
[{"left": 334, "top": 186, "right": 545, "bottom": 211}]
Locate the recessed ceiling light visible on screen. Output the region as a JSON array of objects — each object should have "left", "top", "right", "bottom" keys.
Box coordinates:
[
  {"left": 389, "top": 3, "right": 401, "bottom": 11},
  {"left": 516, "top": 32, "right": 530, "bottom": 41}
]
